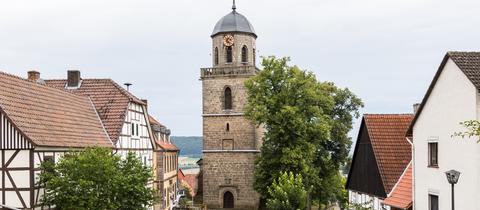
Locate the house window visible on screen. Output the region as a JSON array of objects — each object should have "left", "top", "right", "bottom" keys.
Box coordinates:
[
  {"left": 226, "top": 46, "right": 233, "bottom": 63},
  {"left": 428, "top": 142, "right": 438, "bottom": 167},
  {"left": 131, "top": 123, "right": 135, "bottom": 136},
  {"left": 215, "top": 47, "right": 219, "bottom": 65},
  {"left": 224, "top": 87, "right": 232, "bottom": 110},
  {"left": 241, "top": 45, "right": 248, "bottom": 63},
  {"left": 429, "top": 194, "right": 438, "bottom": 210}
]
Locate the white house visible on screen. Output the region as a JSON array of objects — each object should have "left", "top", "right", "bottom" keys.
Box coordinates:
[
  {"left": 0, "top": 71, "right": 112, "bottom": 209},
  {"left": 45, "top": 71, "right": 156, "bottom": 168},
  {"left": 409, "top": 51, "right": 480, "bottom": 210}
]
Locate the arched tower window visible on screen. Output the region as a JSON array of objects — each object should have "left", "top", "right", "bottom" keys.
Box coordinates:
[
  {"left": 215, "top": 47, "right": 219, "bottom": 65},
  {"left": 226, "top": 46, "right": 233, "bottom": 63},
  {"left": 241, "top": 45, "right": 248, "bottom": 63},
  {"left": 226, "top": 123, "right": 230, "bottom": 132},
  {"left": 224, "top": 87, "right": 232, "bottom": 110},
  {"left": 253, "top": 48, "right": 256, "bottom": 65}
]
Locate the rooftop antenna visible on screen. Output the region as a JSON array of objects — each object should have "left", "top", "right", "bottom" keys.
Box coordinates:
[
  {"left": 232, "top": 0, "right": 236, "bottom": 11},
  {"left": 124, "top": 82, "right": 132, "bottom": 91}
]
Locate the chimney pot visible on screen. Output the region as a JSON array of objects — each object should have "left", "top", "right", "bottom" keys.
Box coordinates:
[
  {"left": 27, "top": 70, "right": 40, "bottom": 82},
  {"left": 67, "top": 70, "right": 81, "bottom": 88},
  {"left": 413, "top": 103, "right": 421, "bottom": 114}
]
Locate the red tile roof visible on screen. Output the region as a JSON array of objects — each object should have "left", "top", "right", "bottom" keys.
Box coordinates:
[
  {"left": 0, "top": 71, "right": 112, "bottom": 148},
  {"left": 383, "top": 163, "right": 412, "bottom": 209},
  {"left": 149, "top": 115, "right": 179, "bottom": 151},
  {"left": 45, "top": 79, "right": 145, "bottom": 143},
  {"left": 364, "top": 114, "right": 413, "bottom": 193}
]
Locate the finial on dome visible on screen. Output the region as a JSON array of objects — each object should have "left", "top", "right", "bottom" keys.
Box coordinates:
[{"left": 232, "top": 0, "right": 236, "bottom": 11}]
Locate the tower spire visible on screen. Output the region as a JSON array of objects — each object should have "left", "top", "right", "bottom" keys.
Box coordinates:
[{"left": 232, "top": 0, "right": 236, "bottom": 11}]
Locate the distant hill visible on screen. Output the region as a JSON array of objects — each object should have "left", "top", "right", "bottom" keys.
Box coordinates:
[{"left": 171, "top": 136, "right": 202, "bottom": 158}]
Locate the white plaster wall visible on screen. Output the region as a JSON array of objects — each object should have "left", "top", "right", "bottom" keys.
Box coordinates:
[
  {"left": 348, "top": 190, "right": 387, "bottom": 210},
  {"left": 116, "top": 102, "right": 154, "bottom": 167},
  {"left": 413, "top": 58, "right": 479, "bottom": 210}
]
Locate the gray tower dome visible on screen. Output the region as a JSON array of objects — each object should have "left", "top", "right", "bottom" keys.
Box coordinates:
[{"left": 211, "top": 2, "right": 256, "bottom": 38}]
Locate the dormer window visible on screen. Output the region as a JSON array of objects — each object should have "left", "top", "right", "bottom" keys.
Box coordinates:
[
  {"left": 226, "top": 46, "right": 233, "bottom": 63},
  {"left": 224, "top": 87, "right": 232, "bottom": 110},
  {"left": 241, "top": 45, "right": 248, "bottom": 63}
]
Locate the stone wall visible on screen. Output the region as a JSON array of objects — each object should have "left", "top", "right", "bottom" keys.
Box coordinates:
[
  {"left": 202, "top": 152, "right": 260, "bottom": 209},
  {"left": 212, "top": 33, "right": 256, "bottom": 67},
  {"left": 202, "top": 77, "right": 249, "bottom": 114},
  {"left": 203, "top": 115, "right": 256, "bottom": 150}
]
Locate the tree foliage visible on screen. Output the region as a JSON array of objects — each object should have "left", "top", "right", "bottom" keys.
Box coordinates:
[
  {"left": 266, "top": 172, "right": 307, "bottom": 210},
  {"left": 39, "top": 147, "right": 155, "bottom": 210},
  {"left": 453, "top": 120, "right": 480, "bottom": 142},
  {"left": 245, "top": 56, "right": 363, "bottom": 206}
]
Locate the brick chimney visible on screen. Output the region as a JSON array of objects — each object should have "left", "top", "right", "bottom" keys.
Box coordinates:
[
  {"left": 27, "top": 70, "right": 40, "bottom": 82},
  {"left": 67, "top": 70, "right": 81, "bottom": 88}
]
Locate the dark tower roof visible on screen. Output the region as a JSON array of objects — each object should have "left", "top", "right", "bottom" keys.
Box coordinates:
[{"left": 211, "top": 1, "right": 256, "bottom": 38}]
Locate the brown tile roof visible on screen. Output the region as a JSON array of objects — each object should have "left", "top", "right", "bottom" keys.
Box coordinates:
[
  {"left": 383, "top": 162, "right": 412, "bottom": 209},
  {"left": 45, "top": 79, "right": 145, "bottom": 142},
  {"left": 149, "top": 115, "right": 179, "bottom": 151},
  {"left": 364, "top": 114, "right": 413, "bottom": 193},
  {"left": 408, "top": 51, "right": 480, "bottom": 135},
  {"left": 0, "top": 71, "right": 112, "bottom": 148}
]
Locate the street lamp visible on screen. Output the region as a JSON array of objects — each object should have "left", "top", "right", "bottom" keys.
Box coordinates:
[{"left": 445, "top": 170, "right": 461, "bottom": 210}]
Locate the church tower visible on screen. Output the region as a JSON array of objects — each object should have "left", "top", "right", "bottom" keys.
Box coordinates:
[{"left": 200, "top": 1, "right": 263, "bottom": 209}]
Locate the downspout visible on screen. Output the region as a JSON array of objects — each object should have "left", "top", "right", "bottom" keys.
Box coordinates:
[{"left": 406, "top": 136, "right": 414, "bottom": 210}]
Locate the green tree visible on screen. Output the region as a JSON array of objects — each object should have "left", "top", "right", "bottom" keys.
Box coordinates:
[
  {"left": 266, "top": 172, "right": 307, "bottom": 210},
  {"left": 39, "top": 147, "right": 155, "bottom": 210},
  {"left": 245, "top": 56, "right": 363, "bottom": 207},
  {"left": 454, "top": 120, "right": 480, "bottom": 141}
]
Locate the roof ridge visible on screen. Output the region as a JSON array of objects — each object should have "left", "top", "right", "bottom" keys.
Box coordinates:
[
  {"left": 107, "top": 79, "right": 146, "bottom": 105},
  {"left": 44, "top": 78, "right": 146, "bottom": 105},
  {"left": 0, "top": 71, "right": 92, "bottom": 101}
]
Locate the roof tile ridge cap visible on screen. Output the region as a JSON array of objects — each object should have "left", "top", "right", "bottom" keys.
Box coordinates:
[
  {"left": 108, "top": 79, "right": 146, "bottom": 105},
  {"left": 0, "top": 71, "right": 90, "bottom": 101},
  {"left": 87, "top": 96, "right": 114, "bottom": 147}
]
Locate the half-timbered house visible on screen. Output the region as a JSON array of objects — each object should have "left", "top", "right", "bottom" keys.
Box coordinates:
[
  {"left": 0, "top": 71, "right": 112, "bottom": 209},
  {"left": 346, "top": 114, "right": 413, "bottom": 210},
  {"left": 45, "top": 71, "right": 156, "bottom": 168}
]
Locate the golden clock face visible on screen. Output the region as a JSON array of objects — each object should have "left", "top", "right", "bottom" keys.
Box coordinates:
[{"left": 223, "top": 35, "right": 234, "bottom": 46}]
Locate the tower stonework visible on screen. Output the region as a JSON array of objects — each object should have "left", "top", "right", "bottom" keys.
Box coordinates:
[{"left": 200, "top": 3, "right": 263, "bottom": 209}]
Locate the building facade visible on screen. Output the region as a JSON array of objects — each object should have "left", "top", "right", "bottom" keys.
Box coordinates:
[
  {"left": 45, "top": 71, "right": 155, "bottom": 169},
  {"left": 409, "top": 52, "right": 480, "bottom": 210},
  {"left": 150, "top": 116, "right": 179, "bottom": 210},
  {"left": 0, "top": 71, "right": 112, "bottom": 209},
  {"left": 200, "top": 3, "right": 263, "bottom": 209},
  {"left": 46, "top": 71, "right": 178, "bottom": 209}
]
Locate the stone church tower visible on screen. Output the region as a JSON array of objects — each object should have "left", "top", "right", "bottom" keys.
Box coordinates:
[{"left": 200, "top": 2, "right": 263, "bottom": 209}]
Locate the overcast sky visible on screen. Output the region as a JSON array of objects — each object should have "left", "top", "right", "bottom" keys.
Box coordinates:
[{"left": 0, "top": 0, "right": 479, "bottom": 141}]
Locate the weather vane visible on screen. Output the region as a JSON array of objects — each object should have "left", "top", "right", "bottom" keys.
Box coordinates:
[{"left": 232, "top": 0, "right": 236, "bottom": 11}]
